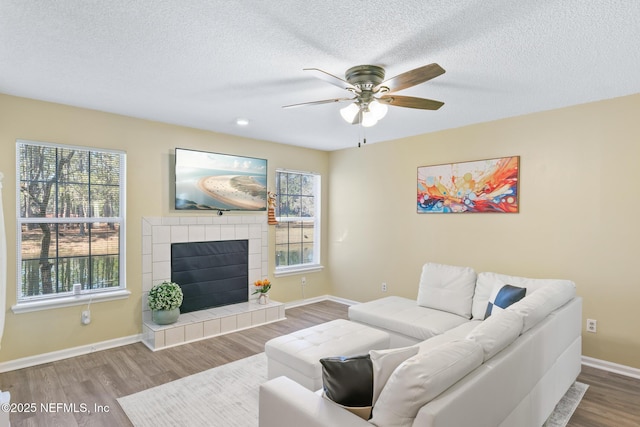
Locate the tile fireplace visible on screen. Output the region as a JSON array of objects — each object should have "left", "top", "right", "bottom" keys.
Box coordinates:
[{"left": 141, "top": 215, "right": 284, "bottom": 350}]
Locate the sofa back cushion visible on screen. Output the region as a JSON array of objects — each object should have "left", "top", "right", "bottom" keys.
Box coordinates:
[
  {"left": 369, "top": 346, "right": 419, "bottom": 406},
  {"left": 369, "top": 340, "right": 483, "bottom": 427},
  {"left": 417, "top": 263, "right": 477, "bottom": 319},
  {"left": 507, "top": 280, "right": 576, "bottom": 332},
  {"left": 471, "top": 272, "right": 575, "bottom": 320},
  {"left": 465, "top": 309, "right": 523, "bottom": 361}
]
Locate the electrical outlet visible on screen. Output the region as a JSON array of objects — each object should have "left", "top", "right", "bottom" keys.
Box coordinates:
[
  {"left": 301, "top": 276, "right": 307, "bottom": 286},
  {"left": 381, "top": 282, "right": 387, "bottom": 292},
  {"left": 82, "top": 310, "right": 91, "bottom": 325},
  {"left": 586, "top": 318, "right": 597, "bottom": 333}
]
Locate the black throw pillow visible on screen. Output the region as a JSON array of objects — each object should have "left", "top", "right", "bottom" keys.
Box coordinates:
[{"left": 320, "top": 354, "right": 373, "bottom": 407}]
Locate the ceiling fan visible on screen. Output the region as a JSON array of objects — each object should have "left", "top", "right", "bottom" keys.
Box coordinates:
[{"left": 283, "top": 63, "right": 445, "bottom": 127}]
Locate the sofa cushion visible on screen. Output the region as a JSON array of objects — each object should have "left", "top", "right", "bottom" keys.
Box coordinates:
[
  {"left": 466, "top": 309, "right": 524, "bottom": 361},
  {"left": 369, "top": 346, "right": 419, "bottom": 406},
  {"left": 472, "top": 272, "right": 575, "bottom": 320},
  {"left": 507, "top": 280, "right": 576, "bottom": 332},
  {"left": 369, "top": 340, "right": 484, "bottom": 427},
  {"left": 415, "top": 332, "right": 462, "bottom": 355},
  {"left": 320, "top": 354, "right": 373, "bottom": 407},
  {"left": 442, "top": 319, "right": 483, "bottom": 338},
  {"left": 417, "top": 263, "right": 477, "bottom": 318},
  {"left": 349, "top": 296, "right": 470, "bottom": 341},
  {"left": 414, "top": 320, "right": 482, "bottom": 355},
  {"left": 484, "top": 283, "right": 526, "bottom": 319}
]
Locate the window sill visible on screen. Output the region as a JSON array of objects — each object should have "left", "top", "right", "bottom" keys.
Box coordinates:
[
  {"left": 274, "top": 264, "right": 324, "bottom": 278},
  {"left": 11, "top": 289, "right": 131, "bottom": 314}
]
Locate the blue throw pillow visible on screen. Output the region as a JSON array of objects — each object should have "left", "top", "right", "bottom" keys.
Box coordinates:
[{"left": 484, "top": 284, "right": 526, "bottom": 319}]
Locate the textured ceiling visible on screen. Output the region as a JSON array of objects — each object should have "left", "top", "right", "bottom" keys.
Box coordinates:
[{"left": 1, "top": 0, "right": 639, "bottom": 151}]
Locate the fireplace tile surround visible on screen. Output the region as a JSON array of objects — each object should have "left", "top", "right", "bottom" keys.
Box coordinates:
[{"left": 141, "top": 215, "right": 285, "bottom": 350}]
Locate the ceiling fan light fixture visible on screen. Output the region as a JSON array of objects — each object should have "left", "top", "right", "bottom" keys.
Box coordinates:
[
  {"left": 361, "top": 109, "right": 378, "bottom": 127},
  {"left": 340, "top": 102, "right": 360, "bottom": 123},
  {"left": 368, "top": 100, "right": 388, "bottom": 120},
  {"left": 288, "top": 63, "right": 445, "bottom": 135}
]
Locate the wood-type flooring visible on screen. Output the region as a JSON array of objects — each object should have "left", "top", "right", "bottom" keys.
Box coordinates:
[{"left": 1, "top": 301, "right": 638, "bottom": 426}]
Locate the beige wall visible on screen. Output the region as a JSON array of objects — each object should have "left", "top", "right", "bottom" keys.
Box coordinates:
[
  {"left": 0, "top": 93, "right": 331, "bottom": 363},
  {"left": 2, "top": 92, "right": 639, "bottom": 370},
  {"left": 328, "top": 94, "right": 640, "bottom": 369}
]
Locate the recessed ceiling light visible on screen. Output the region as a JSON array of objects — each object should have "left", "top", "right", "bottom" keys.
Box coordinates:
[{"left": 236, "top": 118, "right": 249, "bottom": 126}]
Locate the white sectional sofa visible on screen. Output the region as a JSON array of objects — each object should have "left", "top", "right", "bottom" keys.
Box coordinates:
[{"left": 259, "top": 263, "right": 582, "bottom": 427}]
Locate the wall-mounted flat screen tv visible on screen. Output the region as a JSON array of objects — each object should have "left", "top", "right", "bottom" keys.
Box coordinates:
[{"left": 175, "top": 148, "right": 267, "bottom": 211}]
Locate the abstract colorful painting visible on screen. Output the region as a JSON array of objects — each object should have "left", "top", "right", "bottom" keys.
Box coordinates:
[{"left": 417, "top": 156, "right": 519, "bottom": 213}]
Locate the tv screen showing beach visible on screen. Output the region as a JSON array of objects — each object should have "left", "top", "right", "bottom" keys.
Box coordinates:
[{"left": 175, "top": 148, "right": 267, "bottom": 211}]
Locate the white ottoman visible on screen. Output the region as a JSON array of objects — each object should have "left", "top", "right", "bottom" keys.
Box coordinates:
[{"left": 265, "top": 319, "right": 390, "bottom": 391}]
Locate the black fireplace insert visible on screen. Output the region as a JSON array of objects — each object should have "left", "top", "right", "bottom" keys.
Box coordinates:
[{"left": 171, "top": 240, "right": 249, "bottom": 313}]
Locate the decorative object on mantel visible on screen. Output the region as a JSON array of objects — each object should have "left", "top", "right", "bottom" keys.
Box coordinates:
[
  {"left": 267, "top": 191, "right": 278, "bottom": 225},
  {"left": 148, "top": 281, "right": 184, "bottom": 325},
  {"left": 253, "top": 278, "right": 272, "bottom": 304},
  {"left": 417, "top": 156, "right": 519, "bottom": 214}
]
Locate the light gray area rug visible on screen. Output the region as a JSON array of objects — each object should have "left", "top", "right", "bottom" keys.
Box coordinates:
[
  {"left": 118, "top": 352, "right": 587, "bottom": 427},
  {"left": 118, "top": 353, "right": 266, "bottom": 427},
  {"left": 543, "top": 381, "right": 589, "bottom": 427}
]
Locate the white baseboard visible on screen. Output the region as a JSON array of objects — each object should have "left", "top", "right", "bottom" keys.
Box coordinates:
[
  {"left": 582, "top": 355, "right": 640, "bottom": 380},
  {"left": 0, "top": 334, "right": 142, "bottom": 373},
  {"left": 326, "top": 295, "right": 359, "bottom": 306},
  {"left": 1, "top": 297, "right": 346, "bottom": 371},
  {"left": 284, "top": 294, "right": 359, "bottom": 309},
  {"left": 284, "top": 295, "right": 329, "bottom": 308},
  {"left": 1, "top": 297, "right": 345, "bottom": 371}
]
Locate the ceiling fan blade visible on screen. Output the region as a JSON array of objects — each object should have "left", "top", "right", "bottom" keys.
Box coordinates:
[
  {"left": 282, "top": 97, "right": 354, "bottom": 109},
  {"left": 304, "top": 68, "right": 359, "bottom": 92},
  {"left": 375, "top": 63, "right": 445, "bottom": 93},
  {"left": 378, "top": 95, "right": 444, "bottom": 110}
]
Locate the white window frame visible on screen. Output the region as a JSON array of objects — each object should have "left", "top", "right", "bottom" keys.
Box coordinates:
[
  {"left": 12, "top": 140, "right": 129, "bottom": 313},
  {"left": 274, "top": 169, "right": 323, "bottom": 277}
]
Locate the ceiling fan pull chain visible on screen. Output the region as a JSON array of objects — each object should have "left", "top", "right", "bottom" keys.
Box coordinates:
[
  {"left": 357, "top": 121, "right": 367, "bottom": 147},
  {"left": 363, "top": 119, "right": 367, "bottom": 145}
]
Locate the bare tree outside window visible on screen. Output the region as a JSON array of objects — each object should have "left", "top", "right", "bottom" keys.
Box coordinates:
[
  {"left": 275, "top": 170, "right": 320, "bottom": 269},
  {"left": 17, "top": 141, "right": 124, "bottom": 300}
]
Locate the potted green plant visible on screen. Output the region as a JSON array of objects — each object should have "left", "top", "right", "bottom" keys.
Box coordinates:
[{"left": 148, "top": 281, "right": 184, "bottom": 325}]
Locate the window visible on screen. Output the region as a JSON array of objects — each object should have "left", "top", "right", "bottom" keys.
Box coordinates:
[
  {"left": 275, "top": 170, "right": 321, "bottom": 274},
  {"left": 15, "top": 140, "right": 126, "bottom": 309}
]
